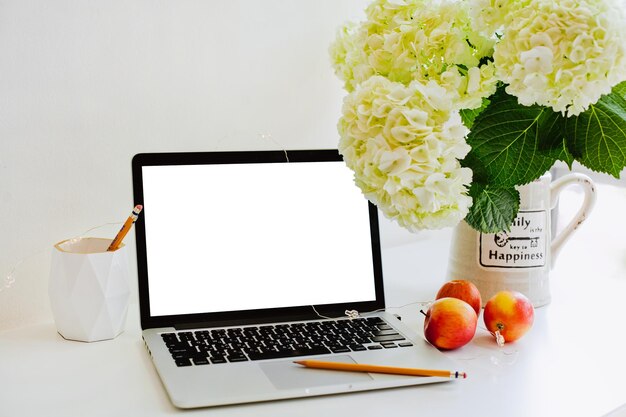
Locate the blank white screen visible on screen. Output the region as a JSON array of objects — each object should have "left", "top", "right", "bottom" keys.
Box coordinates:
[{"left": 142, "top": 161, "right": 377, "bottom": 317}]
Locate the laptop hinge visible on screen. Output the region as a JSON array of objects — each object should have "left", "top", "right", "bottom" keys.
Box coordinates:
[{"left": 173, "top": 314, "right": 320, "bottom": 330}]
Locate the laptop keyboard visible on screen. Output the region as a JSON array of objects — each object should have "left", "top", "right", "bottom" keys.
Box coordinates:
[{"left": 161, "top": 317, "right": 414, "bottom": 367}]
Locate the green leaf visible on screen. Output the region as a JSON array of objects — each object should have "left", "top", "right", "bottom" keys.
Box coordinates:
[
  {"left": 613, "top": 80, "right": 626, "bottom": 98},
  {"left": 566, "top": 85, "right": 626, "bottom": 178},
  {"left": 460, "top": 98, "right": 490, "bottom": 130},
  {"left": 553, "top": 139, "right": 575, "bottom": 168},
  {"left": 465, "top": 183, "right": 520, "bottom": 233},
  {"left": 539, "top": 121, "right": 575, "bottom": 168},
  {"left": 463, "top": 87, "right": 563, "bottom": 187}
]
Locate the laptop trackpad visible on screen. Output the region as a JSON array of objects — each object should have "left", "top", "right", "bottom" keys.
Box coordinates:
[{"left": 260, "top": 355, "right": 373, "bottom": 390}]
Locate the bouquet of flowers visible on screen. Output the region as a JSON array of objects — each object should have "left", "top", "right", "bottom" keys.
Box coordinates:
[{"left": 330, "top": 0, "right": 626, "bottom": 233}]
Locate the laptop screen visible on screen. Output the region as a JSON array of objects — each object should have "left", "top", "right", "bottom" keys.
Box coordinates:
[{"left": 133, "top": 150, "right": 384, "bottom": 329}]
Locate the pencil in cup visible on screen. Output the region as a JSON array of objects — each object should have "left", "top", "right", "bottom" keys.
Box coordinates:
[
  {"left": 294, "top": 360, "right": 467, "bottom": 379},
  {"left": 107, "top": 205, "right": 143, "bottom": 251}
]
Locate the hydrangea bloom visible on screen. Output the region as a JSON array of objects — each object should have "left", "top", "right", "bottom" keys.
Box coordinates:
[
  {"left": 493, "top": 0, "right": 626, "bottom": 116},
  {"left": 338, "top": 76, "right": 473, "bottom": 231},
  {"left": 330, "top": 0, "right": 626, "bottom": 233},
  {"left": 329, "top": 23, "right": 373, "bottom": 93},
  {"left": 469, "top": 0, "right": 527, "bottom": 36},
  {"left": 330, "top": 0, "right": 498, "bottom": 110}
]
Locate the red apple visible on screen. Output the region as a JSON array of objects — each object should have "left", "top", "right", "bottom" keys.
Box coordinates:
[
  {"left": 423, "top": 297, "right": 477, "bottom": 350},
  {"left": 483, "top": 290, "right": 534, "bottom": 344},
  {"left": 436, "top": 280, "right": 482, "bottom": 315}
]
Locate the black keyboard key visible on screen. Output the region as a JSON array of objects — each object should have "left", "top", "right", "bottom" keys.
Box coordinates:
[
  {"left": 227, "top": 356, "right": 249, "bottom": 363},
  {"left": 349, "top": 345, "right": 367, "bottom": 351},
  {"left": 225, "top": 348, "right": 243, "bottom": 357},
  {"left": 161, "top": 333, "right": 179, "bottom": 342},
  {"left": 372, "top": 334, "right": 405, "bottom": 342},
  {"left": 367, "top": 345, "right": 383, "bottom": 350},
  {"left": 192, "top": 357, "right": 210, "bottom": 365},
  {"left": 398, "top": 342, "right": 414, "bottom": 347},
  {"left": 178, "top": 331, "right": 194, "bottom": 340},
  {"left": 365, "top": 317, "right": 385, "bottom": 324},
  {"left": 169, "top": 347, "right": 192, "bottom": 355},
  {"left": 330, "top": 347, "right": 351, "bottom": 353},
  {"left": 372, "top": 329, "right": 400, "bottom": 336},
  {"left": 167, "top": 342, "right": 189, "bottom": 350},
  {"left": 175, "top": 358, "right": 192, "bottom": 367},
  {"left": 210, "top": 356, "right": 227, "bottom": 364}
]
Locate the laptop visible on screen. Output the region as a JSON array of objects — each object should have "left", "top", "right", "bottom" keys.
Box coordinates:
[{"left": 132, "top": 149, "right": 456, "bottom": 409}]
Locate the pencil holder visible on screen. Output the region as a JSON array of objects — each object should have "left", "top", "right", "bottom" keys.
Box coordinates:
[{"left": 49, "top": 237, "right": 131, "bottom": 342}]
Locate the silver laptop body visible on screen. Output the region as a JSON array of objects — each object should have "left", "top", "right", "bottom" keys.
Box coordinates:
[{"left": 132, "top": 150, "right": 456, "bottom": 409}]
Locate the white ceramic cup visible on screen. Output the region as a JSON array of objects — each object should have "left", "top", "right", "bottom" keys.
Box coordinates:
[
  {"left": 49, "top": 237, "right": 131, "bottom": 342},
  {"left": 447, "top": 172, "right": 596, "bottom": 307}
]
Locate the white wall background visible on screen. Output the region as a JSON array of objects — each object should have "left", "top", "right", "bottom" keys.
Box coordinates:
[
  {"left": 5, "top": 0, "right": 621, "bottom": 332},
  {"left": 0, "top": 0, "right": 425, "bottom": 330}
]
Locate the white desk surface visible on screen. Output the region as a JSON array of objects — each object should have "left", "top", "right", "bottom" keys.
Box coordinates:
[{"left": 2, "top": 185, "right": 626, "bottom": 417}]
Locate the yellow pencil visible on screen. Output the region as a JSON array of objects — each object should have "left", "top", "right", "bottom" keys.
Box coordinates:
[
  {"left": 107, "top": 205, "right": 143, "bottom": 251},
  {"left": 294, "top": 360, "right": 467, "bottom": 379}
]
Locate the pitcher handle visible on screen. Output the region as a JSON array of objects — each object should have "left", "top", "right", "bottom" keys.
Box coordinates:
[{"left": 549, "top": 173, "right": 597, "bottom": 267}]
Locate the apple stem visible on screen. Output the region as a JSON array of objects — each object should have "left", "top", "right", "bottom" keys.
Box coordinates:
[{"left": 419, "top": 309, "right": 429, "bottom": 318}]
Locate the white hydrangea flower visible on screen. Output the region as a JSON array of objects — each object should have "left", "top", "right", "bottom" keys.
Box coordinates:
[
  {"left": 493, "top": 0, "right": 626, "bottom": 116},
  {"left": 329, "top": 23, "right": 373, "bottom": 93},
  {"left": 330, "top": 0, "right": 626, "bottom": 234},
  {"left": 329, "top": 0, "right": 498, "bottom": 110},
  {"left": 468, "top": 0, "right": 528, "bottom": 36},
  {"left": 338, "top": 76, "right": 473, "bottom": 231}
]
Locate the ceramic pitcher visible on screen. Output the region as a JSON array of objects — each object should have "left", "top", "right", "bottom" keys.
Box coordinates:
[{"left": 447, "top": 172, "right": 596, "bottom": 307}]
